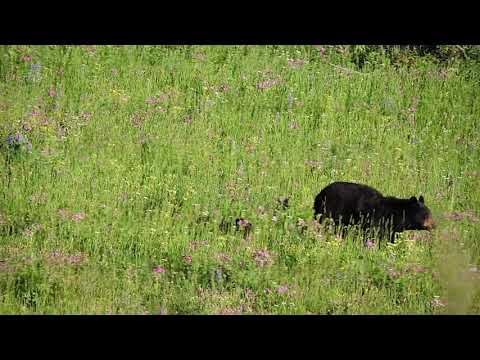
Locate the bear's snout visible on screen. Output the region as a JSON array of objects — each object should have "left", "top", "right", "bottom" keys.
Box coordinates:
[{"left": 423, "top": 216, "right": 436, "bottom": 230}]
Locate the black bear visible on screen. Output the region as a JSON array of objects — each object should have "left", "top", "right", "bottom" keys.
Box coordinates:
[{"left": 313, "top": 181, "right": 436, "bottom": 243}]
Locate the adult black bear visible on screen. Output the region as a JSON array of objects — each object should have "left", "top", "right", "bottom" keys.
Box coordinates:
[{"left": 313, "top": 182, "right": 436, "bottom": 243}]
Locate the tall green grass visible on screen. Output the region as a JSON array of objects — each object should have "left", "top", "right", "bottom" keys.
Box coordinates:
[{"left": 0, "top": 45, "right": 479, "bottom": 314}]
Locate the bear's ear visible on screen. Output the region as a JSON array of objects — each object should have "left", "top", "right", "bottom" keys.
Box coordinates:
[
  {"left": 409, "top": 196, "right": 417, "bottom": 203},
  {"left": 419, "top": 195, "right": 424, "bottom": 204}
]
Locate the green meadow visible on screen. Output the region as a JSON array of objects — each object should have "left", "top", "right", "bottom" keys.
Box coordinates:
[{"left": 0, "top": 45, "right": 479, "bottom": 314}]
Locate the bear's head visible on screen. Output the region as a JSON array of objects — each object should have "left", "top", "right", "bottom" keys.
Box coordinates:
[{"left": 406, "top": 195, "right": 436, "bottom": 231}]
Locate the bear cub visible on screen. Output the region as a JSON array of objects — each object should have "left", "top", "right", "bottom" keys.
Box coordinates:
[{"left": 313, "top": 181, "right": 436, "bottom": 243}]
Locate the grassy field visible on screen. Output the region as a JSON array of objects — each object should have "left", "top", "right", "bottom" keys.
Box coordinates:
[{"left": 0, "top": 45, "right": 479, "bottom": 314}]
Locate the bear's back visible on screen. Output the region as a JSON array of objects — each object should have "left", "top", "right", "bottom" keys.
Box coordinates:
[
  {"left": 314, "top": 182, "right": 384, "bottom": 219},
  {"left": 323, "top": 182, "right": 383, "bottom": 198}
]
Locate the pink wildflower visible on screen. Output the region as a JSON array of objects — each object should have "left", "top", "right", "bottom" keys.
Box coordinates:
[
  {"left": 21, "top": 54, "right": 32, "bottom": 62},
  {"left": 290, "top": 121, "right": 300, "bottom": 129},
  {"left": 71, "top": 212, "right": 86, "bottom": 222},
  {"left": 431, "top": 296, "right": 447, "bottom": 308},
  {"left": 153, "top": 266, "right": 166, "bottom": 274},
  {"left": 253, "top": 249, "right": 274, "bottom": 267}
]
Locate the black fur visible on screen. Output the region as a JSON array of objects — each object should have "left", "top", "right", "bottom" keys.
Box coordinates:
[{"left": 313, "top": 182, "right": 436, "bottom": 243}]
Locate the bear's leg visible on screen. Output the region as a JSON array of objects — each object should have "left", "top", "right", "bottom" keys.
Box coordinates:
[
  {"left": 389, "top": 232, "right": 396, "bottom": 243},
  {"left": 314, "top": 213, "right": 325, "bottom": 223},
  {"left": 374, "top": 228, "right": 386, "bottom": 244}
]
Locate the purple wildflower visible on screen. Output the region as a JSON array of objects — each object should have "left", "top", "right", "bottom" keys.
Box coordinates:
[
  {"left": 287, "top": 58, "right": 306, "bottom": 69},
  {"left": 22, "top": 122, "right": 33, "bottom": 132},
  {"left": 217, "top": 84, "right": 230, "bottom": 92},
  {"left": 256, "top": 78, "right": 282, "bottom": 90},
  {"left": 297, "top": 218, "right": 307, "bottom": 227},
  {"left": 210, "top": 83, "right": 230, "bottom": 93},
  {"left": 313, "top": 45, "right": 326, "bottom": 55},
  {"left": 189, "top": 240, "right": 209, "bottom": 251},
  {"left": 67, "top": 254, "right": 85, "bottom": 265},
  {"left": 408, "top": 264, "right": 427, "bottom": 274},
  {"left": 47, "top": 251, "right": 87, "bottom": 266},
  {"left": 71, "top": 212, "right": 86, "bottom": 222},
  {"left": 23, "top": 228, "right": 35, "bottom": 238},
  {"left": 39, "top": 117, "right": 50, "bottom": 126},
  {"left": 387, "top": 268, "right": 402, "bottom": 279},
  {"left": 253, "top": 248, "right": 275, "bottom": 267},
  {"left": 145, "top": 97, "right": 157, "bottom": 105},
  {"left": 6, "top": 133, "right": 32, "bottom": 151},
  {"left": 81, "top": 112, "right": 93, "bottom": 121},
  {"left": 159, "top": 307, "right": 168, "bottom": 315},
  {"left": 218, "top": 307, "right": 242, "bottom": 315},
  {"left": 153, "top": 265, "right": 166, "bottom": 274},
  {"left": 256, "top": 206, "right": 266, "bottom": 215},
  {"left": 81, "top": 46, "right": 97, "bottom": 54},
  {"left": 244, "top": 288, "right": 255, "bottom": 300},
  {"left": 411, "top": 96, "right": 420, "bottom": 111},
  {"left": 235, "top": 218, "right": 253, "bottom": 237},
  {"left": 48, "top": 87, "right": 57, "bottom": 97},
  {"left": 444, "top": 211, "right": 479, "bottom": 222},
  {"left": 145, "top": 94, "right": 168, "bottom": 105},
  {"left": 58, "top": 208, "right": 71, "bottom": 219},
  {"left": 431, "top": 296, "right": 447, "bottom": 308},
  {"left": 131, "top": 113, "right": 145, "bottom": 127},
  {"left": 0, "top": 260, "right": 14, "bottom": 273},
  {"left": 296, "top": 218, "right": 308, "bottom": 233},
  {"left": 21, "top": 54, "right": 32, "bottom": 62},
  {"left": 183, "top": 255, "right": 193, "bottom": 264},
  {"left": 193, "top": 51, "right": 207, "bottom": 61},
  {"left": 29, "top": 63, "right": 42, "bottom": 82},
  {"left": 217, "top": 253, "right": 232, "bottom": 263},
  {"left": 277, "top": 285, "right": 289, "bottom": 294},
  {"left": 237, "top": 218, "right": 250, "bottom": 227},
  {"left": 366, "top": 239, "right": 375, "bottom": 248},
  {"left": 305, "top": 159, "right": 323, "bottom": 171},
  {"left": 51, "top": 251, "right": 63, "bottom": 258},
  {"left": 290, "top": 121, "right": 300, "bottom": 129}
]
